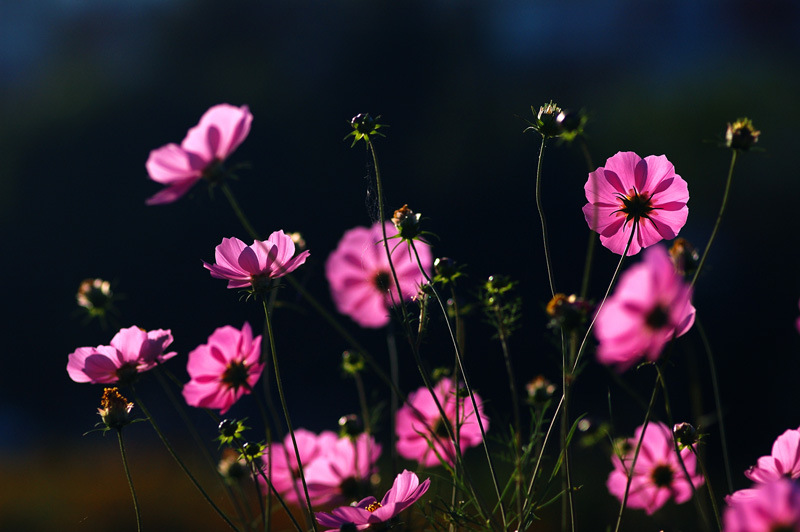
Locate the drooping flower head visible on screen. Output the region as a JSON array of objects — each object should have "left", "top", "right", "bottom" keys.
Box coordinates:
[
  {"left": 396, "top": 378, "right": 488, "bottom": 468},
  {"left": 745, "top": 428, "right": 800, "bottom": 483},
  {"left": 594, "top": 245, "right": 696, "bottom": 372},
  {"left": 204, "top": 231, "right": 311, "bottom": 292},
  {"left": 723, "top": 479, "right": 800, "bottom": 532},
  {"left": 315, "top": 470, "right": 430, "bottom": 532},
  {"left": 146, "top": 104, "right": 252, "bottom": 205},
  {"left": 584, "top": 151, "right": 689, "bottom": 256},
  {"left": 607, "top": 421, "right": 704, "bottom": 515},
  {"left": 326, "top": 222, "right": 432, "bottom": 328},
  {"left": 182, "top": 322, "right": 264, "bottom": 414},
  {"left": 67, "top": 326, "right": 177, "bottom": 385}
]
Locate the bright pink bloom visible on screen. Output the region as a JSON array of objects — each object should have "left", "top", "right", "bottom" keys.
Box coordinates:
[
  {"left": 261, "top": 430, "right": 380, "bottom": 506},
  {"left": 204, "top": 231, "right": 311, "bottom": 290},
  {"left": 146, "top": 104, "right": 252, "bottom": 205},
  {"left": 67, "top": 326, "right": 176, "bottom": 384},
  {"left": 261, "top": 429, "right": 339, "bottom": 503},
  {"left": 594, "top": 245, "right": 696, "bottom": 372},
  {"left": 315, "top": 470, "right": 430, "bottom": 532},
  {"left": 723, "top": 479, "right": 800, "bottom": 531},
  {"left": 325, "top": 222, "right": 432, "bottom": 328},
  {"left": 584, "top": 151, "right": 689, "bottom": 256},
  {"left": 607, "top": 421, "right": 704, "bottom": 515},
  {"left": 182, "top": 322, "right": 264, "bottom": 414},
  {"left": 396, "top": 378, "right": 488, "bottom": 467},
  {"left": 746, "top": 428, "right": 800, "bottom": 483}
]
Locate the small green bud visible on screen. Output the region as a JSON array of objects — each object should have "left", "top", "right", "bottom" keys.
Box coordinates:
[
  {"left": 338, "top": 414, "right": 363, "bottom": 438},
  {"left": 391, "top": 204, "right": 422, "bottom": 240},
  {"left": 673, "top": 422, "right": 700, "bottom": 450},
  {"left": 342, "top": 350, "right": 365, "bottom": 375},
  {"left": 526, "top": 375, "right": 556, "bottom": 405},
  {"left": 344, "top": 113, "right": 386, "bottom": 147}
]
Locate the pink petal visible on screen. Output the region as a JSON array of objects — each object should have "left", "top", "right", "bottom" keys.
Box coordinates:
[{"left": 181, "top": 104, "right": 253, "bottom": 161}]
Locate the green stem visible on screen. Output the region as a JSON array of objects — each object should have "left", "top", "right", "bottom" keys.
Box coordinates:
[
  {"left": 534, "top": 136, "right": 557, "bottom": 297},
  {"left": 690, "top": 150, "right": 738, "bottom": 290},
  {"left": 117, "top": 430, "right": 142, "bottom": 532},
  {"left": 261, "top": 299, "right": 317, "bottom": 532},
  {"left": 131, "top": 389, "right": 240, "bottom": 531}
]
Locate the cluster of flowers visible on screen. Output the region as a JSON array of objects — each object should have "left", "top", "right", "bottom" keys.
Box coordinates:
[{"left": 68, "top": 102, "right": 796, "bottom": 531}]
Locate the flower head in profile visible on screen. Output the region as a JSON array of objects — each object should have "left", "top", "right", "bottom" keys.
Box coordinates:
[
  {"left": 594, "top": 245, "right": 696, "bottom": 372},
  {"left": 182, "top": 322, "right": 264, "bottom": 414},
  {"left": 723, "top": 479, "right": 800, "bottom": 531},
  {"left": 745, "top": 428, "right": 800, "bottom": 483},
  {"left": 607, "top": 421, "right": 704, "bottom": 515},
  {"left": 315, "top": 470, "right": 430, "bottom": 532},
  {"left": 146, "top": 104, "right": 252, "bottom": 205},
  {"left": 204, "top": 231, "right": 310, "bottom": 293},
  {"left": 396, "top": 378, "right": 489, "bottom": 467},
  {"left": 584, "top": 151, "right": 689, "bottom": 256},
  {"left": 67, "top": 326, "right": 176, "bottom": 385},
  {"left": 326, "top": 222, "right": 432, "bottom": 328}
]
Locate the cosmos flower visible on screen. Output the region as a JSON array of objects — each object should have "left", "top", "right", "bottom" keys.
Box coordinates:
[
  {"left": 607, "top": 421, "right": 704, "bottom": 515},
  {"left": 67, "top": 326, "right": 177, "bottom": 385},
  {"left": 745, "top": 428, "right": 800, "bottom": 483},
  {"left": 396, "top": 378, "right": 488, "bottom": 468},
  {"left": 723, "top": 479, "right": 800, "bottom": 531},
  {"left": 594, "top": 245, "right": 695, "bottom": 372},
  {"left": 204, "top": 231, "right": 311, "bottom": 291},
  {"left": 315, "top": 470, "right": 430, "bottom": 532},
  {"left": 325, "top": 222, "right": 431, "bottom": 328},
  {"left": 261, "top": 429, "right": 340, "bottom": 503},
  {"left": 146, "top": 104, "right": 252, "bottom": 205},
  {"left": 182, "top": 322, "right": 264, "bottom": 414},
  {"left": 583, "top": 151, "right": 689, "bottom": 256}
]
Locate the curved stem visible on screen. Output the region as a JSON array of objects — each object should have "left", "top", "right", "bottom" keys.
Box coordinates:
[
  {"left": 261, "top": 299, "right": 317, "bottom": 532},
  {"left": 690, "top": 150, "right": 738, "bottom": 290},
  {"left": 117, "top": 430, "right": 142, "bottom": 532},
  {"left": 534, "top": 136, "right": 557, "bottom": 297},
  {"left": 131, "top": 389, "right": 240, "bottom": 531}
]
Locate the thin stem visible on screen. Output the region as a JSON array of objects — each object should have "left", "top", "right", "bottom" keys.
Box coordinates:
[
  {"left": 117, "top": 430, "right": 142, "bottom": 532},
  {"left": 221, "top": 182, "right": 260, "bottom": 241},
  {"left": 131, "top": 389, "right": 240, "bottom": 532},
  {"left": 690, "top": 150, "right": 738, "bottom": 290},
  {"left": 578, "top": 136, "right": 597, "bottom": 300},
  {"left": 261, "top": 299, "right": 317, "bottom": 532},
  {"left": 696, "top": 318, "right": 733, "bottom": 494},
  {"left": 561, "top": 331, "right": 576, "bottom": 532},
  {"left": 693, "top": 447, "right": 723, "bottom": 531},
  {"left": 534, "top": 136, "right": 557, "bottom": 297}
]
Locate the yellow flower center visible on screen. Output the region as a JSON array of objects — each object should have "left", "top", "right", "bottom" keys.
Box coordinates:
[{"left": 365, "top": 502, "right": 382, "bottom": 513}]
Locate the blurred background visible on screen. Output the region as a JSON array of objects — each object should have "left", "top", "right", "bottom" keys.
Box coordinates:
[{"left": 2, "top": 0, "right": 799, "bottom": 530}]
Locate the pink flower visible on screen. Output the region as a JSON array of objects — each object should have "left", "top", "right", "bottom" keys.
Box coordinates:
[
  {"left": 301, "top": 432, "right": 382, "bottom": 506},
  {"left": 146, "top": 104, "right": 253, "bottom": 205},
  {"left": 325, "top": 222, "right": 432, "bottom": 328},
  {"left": 723, "top": 479, "right": 800, "bottom": 531},
  {"left": 315, "top": 470, "right": 430, "bottom": 532},
  {"left": 204, "top": 231, "right": 311, "bottom": 290},
  {"left": 607, "top": 421, "right": 704, "bottom": 515},
  {"left": 396, "top": 378, "right": 488, "bottom": 467},
  {"left": 182, "top": 322, "right": 264, "bottom": 414},
  {"left": 67, "top": 326, "right": 176, "bottom": 384},
  {"left": 745, "top": 428, "right": 800, "bottom": 483},
  {"left": 261, "top": 429, "right": 339, "bottom": 503},
  {"left": 583, "top": 151, "right": 689, "bottom": 256},
  {"left": 594, "top": 245, "right": 696, "bottom": 372}
]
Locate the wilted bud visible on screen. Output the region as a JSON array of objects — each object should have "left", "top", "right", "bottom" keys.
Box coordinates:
[
  {"left": 669, "top": 238, "right": 699, "bottom": 278},
  {"left": 218, "top": 448, "right": 249, "bottom": 484},
  {"left": 546, "top": 293, "right": 592, "bottom": 332},
  {"left": 673, "top": 422, "right": 699, "bottom": 450},
  {"left": 338, "top": 414, "right": 363, "bottom": 438},
  {"left": 392, "top": 204, "right": 422, "bottom": 240},
  {"left": 345, "top": 113, "right": 386, "bottom": 147},
  {"left": 77, "top": 278, "right": 117, "bottom": 323},
  {"left": 342, "top": 351, "right": 365, "bottom": 375},
  {"left": 98, "top": 387, "right": 134, "bottom": 431},
  {"left": 526, "top": 375, "right": 556, "bottom": 405},
  {"left": 725, "top": 118, "right": 760, "bottom": 151}
]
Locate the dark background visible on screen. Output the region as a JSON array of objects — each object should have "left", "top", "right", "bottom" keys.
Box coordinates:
[{"left": 2, "top": 0, "right": 799, "bottom": 530}]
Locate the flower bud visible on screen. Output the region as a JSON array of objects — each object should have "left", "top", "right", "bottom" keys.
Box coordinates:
[
  {"left": 546, "top": 293, "right": 592, "bottom": 332},
  {"left": 673, "top": 422, "right": 699, "bottom": 449},
  {"left": 391, "top": 204, "right": 422, "bottom": 240},
  {"left": 669, "top": 238, "right": 699, "bottom": 278},
  {"left": 524, "top": 101, "right": 563, "bottom": 138},
  {"left": 241, "top": 441, "right": 265, "bottom": 460},
  {"left": 526, "top": 375, "right": 556, "bottom": 405},
  {"left": 98, "top": 387, "right": 134, "bottom": 431},
  {"left": 338, "top": 414, "right": 363, "bottom": 438},
  {"left": 345, "top": 113, "right": 386, "bottom": 147},
  {"left": 725, "top": 118, "right": 760, "bottom": 151},
  {"left": 218, "top": 448, "right": 248, "bottom": 484},
  {"left": 342, "top": 350, "right": 365, "bottom": 375}
]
